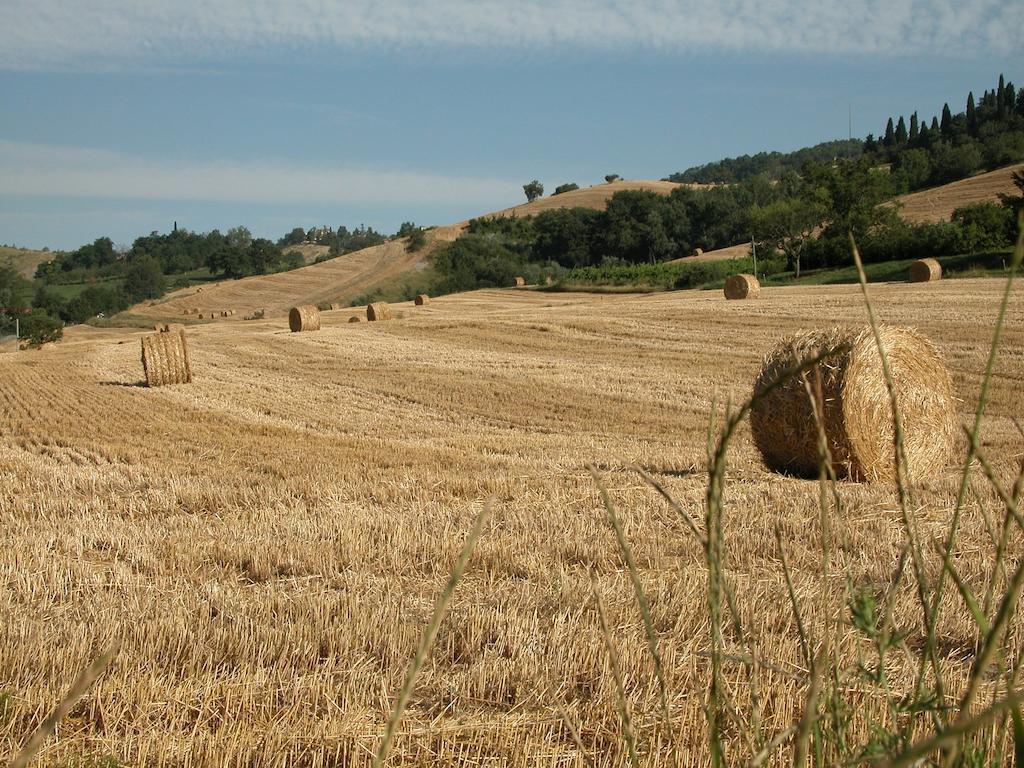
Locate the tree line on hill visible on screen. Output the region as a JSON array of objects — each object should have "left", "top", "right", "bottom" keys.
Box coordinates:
[
  {"left": 431, "top": 161, "right": 1022, "bottom": 291},
  {"left": 1, "top": 220, "right": 420, "bottom": 343},
  {"left": 669, "top": 73, "right": 1024, "bottom": 191}
]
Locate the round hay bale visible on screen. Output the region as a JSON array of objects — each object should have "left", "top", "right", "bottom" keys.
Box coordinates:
[
  {"left": 289, "top": 305, "right": 321, "bottom": 332},
  {"left": 140, "top": 328, "right": 192, "bottom": 387},
  {"left": 220, "top": 310, "right": 230, "bottom": 318},
  {"left": 366, "top": 302, "right": 392, "bottom": 322},
  {"left": 348, "top": 315, "right": 366, "bottom": 323},
  {"left": 908, "top": 258, "right": 942, "bottom": 283},
  {"left": 749, "top": 326, "right": 956, "bottom": 482},
  {"left": 330, "top": 303, "right": 341, "bottom": 311},
  {"left": 693, "top": 247, "right": 703, "bottom": 257},
  {"left": 414, "top": 294, "right": 430, "bottom": 306},
  {"left": 724, "top": 273, "right": 761, "bottom": 300},
  {"left": 514, "top": 276, "right": 526, "bottom": 287}
]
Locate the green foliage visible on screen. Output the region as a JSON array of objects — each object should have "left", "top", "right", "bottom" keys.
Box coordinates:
[
  {"left": 929, "top": 141, "right": 984, "bottom": 185},
  {"left": 397, "top": 222, "right": 427, "bottom": 252},
  {"left": 668, "top": 139, "right": 862, "bottom": 183},
  {"left": 64, "top": 284, "right": 131, "bottom": 323},
  {"left": 952, "top": 203, "right": 1017, "bottom": 250},
  {"left": 533, "top": 208, "right": 600, "bottom": 267},
  {"left": 281, "top": 227, "right": 306, "bottom": 246},
  {"left": 553, "top": 182, "right": 579, "bottom": 195},
  {"left": 750, "top": 196, "right": 826, "bottom": 277},
  {"left": 604, "top": 174, "right": 620, "bottom": 183},
  {"left": 431, "top": 235, "right": 524, "bottom": 293},
  {"left": 466, "top": 215, "right": 536, "bottom": 240},
  {"left": 523, "top": 180, "right": 544, "bottom": 202},
  {"left": 0, "top": 263, "right": 33, "bottom": 333},
  {"left": 123, "top": 257, "right": 166, "bottom": 302},
  {"left": 19, "top": 311, "right": 63, "bottom": 348}
]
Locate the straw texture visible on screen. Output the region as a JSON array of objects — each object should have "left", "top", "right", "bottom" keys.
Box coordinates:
[
  {"left": 414, "top": 294, "right": 430, "bottom": 306},
  {"left": 749, "top": 325, "right": 956, "bottom": 482},
  {"left": 908, "top": 258, "right": 942, "bottom": 282},
  {"left": 367, "top": 302, "right": 393, "bottom": 322},
  {"left": 349, "top": 315, "right": 367, "bottom": 323},
  {"left": 724, "top": 274, "right": 761, "bottom": 300},
  {"left": 514, "top": 276, "right": 526, "bottom": 287},
  {"left": 140, "top": 329, "right": 193, "bottom": 387},
  {"left": 289, "top": 305, "right": 321, "bottom": 333}
]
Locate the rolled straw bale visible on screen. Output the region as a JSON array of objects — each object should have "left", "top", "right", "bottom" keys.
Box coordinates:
[
  {"left": 154, "top": 324, "right": 164, "bottom": 332},
  {"left": 366, "top": 302, "right": 392, "bottom": 321},
  {"left": 289, "top": 305, "right": 321, "bottom": 332},
  {"left": 330, "top": 303, "right": 341, "bottom": 311},
  {"left": 749, "top": 326, "right": 955, "bottom": 482},
  {"left": 414, "top": 294, "right": 430, "bottom": 306},
  {"left": 514, "top": 276, "right": 526, "bottom": 287},
  {"left": 348, "top": 315, "right": 366, "bottom": 323},
  {"left": 140, "top": 328, "right": 192, "bottom": 387},
  {"left": 908, "top": 258, "right": 942, "bottom": 283},
  {"left": 220, "top": 311, "right": 229, "bottom": 318},
  {"left": 693, "top": 247, "right": 703, "bottom": 257},
  {"left": 724, "top": 273, "right": 761, "bottom": 300}
]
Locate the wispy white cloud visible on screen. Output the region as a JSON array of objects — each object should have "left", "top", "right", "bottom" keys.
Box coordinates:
[
  {"left": 0, "top": 140, "right": 518, "bottom": 207},
  {"left": 0, "top": 0, "right": 1019, "bottom": 70}
]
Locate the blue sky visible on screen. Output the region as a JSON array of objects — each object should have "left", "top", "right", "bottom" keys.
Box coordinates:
[{"left": 1, "top": 1, "right": 1021, "bottom": 251}]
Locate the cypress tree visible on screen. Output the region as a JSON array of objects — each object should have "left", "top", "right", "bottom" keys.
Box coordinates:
[
  {"left": 1018, "top": 88, "right": 1024, "bottom": 116},
  {"left": 966, "top": 92, "right": 977, "bottom": 135},
  {"left": 997, "top": 74, "right": 1005, "bottom": 115},
  {"left": 909, "top": 112, "right": 919, "bottom": 142},
  {"left": 940, "top": 103, "right": 952, "bottom": 136},
  {"left": 931, "top": 115, "right": 940, "bottom": 132},
  {"left": 895, "top": 116, "right": 908, "bottom": 144},
  {"left": 1005, "top": 82, "right": 1016, "bottom": 119},
  {"left": 883, "top": 117, "right": 895, "bottom": 146}
]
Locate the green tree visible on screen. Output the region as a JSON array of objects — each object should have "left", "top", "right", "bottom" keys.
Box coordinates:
[
  {"left": 553, "top": 182, "right": 579, "bottom": 195},
  {"left": 19, "top": 311, "right": 63, "bottom": 348},
  {"left": 282, "top": 227, "right": 306, "bottom": 246},
  {"left": 891, "top": 148, "right": 931, "bottom": 193},
  {"left": 123, "top": 257, "right": 166, "bottom": 301},
  {"left": 883, "top": 117, "right": 895, "bottom": 146},
  {"left": 604, "top": 174, "right": 620, "bottom": 183},
  {"left": 966, "top": 92, "right": 977, "bottom": 136},
  {"left": 749, "top": 197, "right": 825, "bottom": 278},
  {"left": 226, "top": 226, "right": 252, "bottom": 250},
  {"left": 909, "top": 112, "right": 919, "bottom": 142},
  {"left": 940, "top": 103, "right": 953, "bottom": 136},
  {"left": 0, "top": 264, "right": 33, "bottom": 334},
  {"left": 895, "top": 116, "right": 908, "bottom": 144},
  {"left": 523, "top": 180, "right": 544, "bottom": 202}
]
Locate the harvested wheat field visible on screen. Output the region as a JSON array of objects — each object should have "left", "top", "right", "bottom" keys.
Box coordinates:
[
  {"left": 2, "top": 279, "right": 1023, "bottom": 766},
  {"left": 892, "top": 161, "right": 1024, "bottom": 224}
]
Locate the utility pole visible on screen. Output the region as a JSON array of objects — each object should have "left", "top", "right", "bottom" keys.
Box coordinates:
[
  {"left": 849, "top": 103, "right": 852, "bottom": 141},
  {"left": 14, "top": 317, "right": 19, "bottom": 351}
]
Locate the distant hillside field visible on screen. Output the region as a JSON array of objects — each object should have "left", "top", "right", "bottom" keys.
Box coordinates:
[
  {"left": 281, "top": 243, "right": 331, "bottom": 264},
  {"left": 0, "top": 246, "right": 53, "bottom": 278},
  {"left": 130, "top": 181, "right": 689, "bottom": 321},
  {"left": 891, "top": 161, "right": 1023, "bottom": 223}
]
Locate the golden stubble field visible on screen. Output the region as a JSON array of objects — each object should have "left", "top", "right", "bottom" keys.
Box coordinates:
[{"left": 2, "top": 280, "right": 1023, "bottom": 766}]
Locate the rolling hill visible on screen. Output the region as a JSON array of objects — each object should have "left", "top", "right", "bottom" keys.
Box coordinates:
[
  {"left": 1, "top": 245, "right": 54, "bottom": 278},
  {"left": 129, "top": 166, "right": 1021, "bottom": 321}
]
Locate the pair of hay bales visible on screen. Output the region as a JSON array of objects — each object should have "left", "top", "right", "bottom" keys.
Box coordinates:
[
  {"left": 750, "top": 325, "right": 955, "bottom": 482},
  {"left": 141, "top": 328, "right": 192, "bottom": 387},
  {"left": 289, "top": 301, "right": 394, "bottom": 332}
]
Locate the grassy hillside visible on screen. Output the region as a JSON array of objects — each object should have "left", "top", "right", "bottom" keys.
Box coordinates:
[{"left": 0, "top": 245, "right": 54, "bottom": 278}]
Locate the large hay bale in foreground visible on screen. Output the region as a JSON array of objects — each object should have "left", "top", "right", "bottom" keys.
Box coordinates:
[
  {"left": 724, "top": 274, "right": 761, "bottom": 300},
  {"left": 348, "top": 315, "right": 366, "bottom": 323},
  {"left": 908, "top": 258, "right": 942, "bottom": 282},
  {"left": 367, "top": 302, "right": 392, "bottom": 321},
  {"left": 289, "top": 305, "right": 321, "bottom": 332},
  {"left": 514, "top": 276, "right": 526, "bottom": 287},
  {"left": 750, "top": 326, "right": 955, "bottom": 482},
  {"left": 141, "top": 329, "right": 192, "bottom": 387},
  {"left": 414, "top": 294, "right": 430, "bottom": 306}
]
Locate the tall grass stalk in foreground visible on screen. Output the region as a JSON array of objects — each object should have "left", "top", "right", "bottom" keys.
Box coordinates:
[
  {"left": 594, "top": 219, "right": 1024, "bottom": 766},
  {"left": 9, "top": 645, "right": 118, "bottom": 768},
  {"left": 372, "top": 503, "right": 489, "bottom": 768}
]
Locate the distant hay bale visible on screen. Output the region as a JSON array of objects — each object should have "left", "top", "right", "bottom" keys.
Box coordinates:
[
  {"left": 140, "top": 328, "right": 193, "bottom": 387},
  {"left": 220, "top": 310, "right": 230, "bottom": 318},
  {"left": 724, "top": 273, "right": 761, "bottom": 300},
  {"left": 289, "top": 305, "right": 321, "bottom": 332},
  {"left": 414, "top": 294, "right": 430, "bottom": 306},
  {"left": 693, "top": 247, "right": 703, "bottom": 257},
  {"left": 749, "top": 326, "right": 956, "bottom": 482},
  {"left": 908, "top": 258, "right": 942, "bottom": 282},
  {"left": 330, "top": 303, "right": 341, "bottom": 311},
  {"left": 514, "top": 276, "right": 526, "bottom": 287},
  {"left": 153, "top": 324, "right": 164, "bottom": 332},
  {"left": 367, "top": 302, "right": 392, "bottom": 321},
  {"left": 348, "top": 315, "right": 366, "bottom": 323}
]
